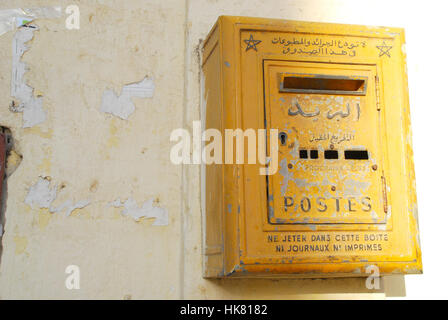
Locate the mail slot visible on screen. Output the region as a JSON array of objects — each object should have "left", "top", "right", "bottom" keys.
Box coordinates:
[
  {"left": 202, "top": 16, "right": 422, "bottom": 278},
  {"left": 280, "top": 74, "right": 368, "bottom": 95}
]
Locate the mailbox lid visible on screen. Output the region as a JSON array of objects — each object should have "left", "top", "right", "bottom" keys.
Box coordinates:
[{"left": 264, "top": 60, "right": 386, "bottom": 225}]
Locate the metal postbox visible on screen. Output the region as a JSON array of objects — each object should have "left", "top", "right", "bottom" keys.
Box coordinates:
[{"left": 202, "top": 16, "right": 422, "bottom": 278}]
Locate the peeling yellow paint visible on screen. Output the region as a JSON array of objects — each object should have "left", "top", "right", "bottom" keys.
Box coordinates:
[{"left": 203, "top": 16, "right": 421, "bottom": 278}]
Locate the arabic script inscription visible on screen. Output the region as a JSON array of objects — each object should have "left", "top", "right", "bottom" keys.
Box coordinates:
[{"left": 272, "top": 36, "right": 367, "bottom": 57}]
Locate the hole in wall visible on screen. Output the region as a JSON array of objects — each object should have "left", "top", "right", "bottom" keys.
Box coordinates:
[{"left": 0, "top": 126, "right": 23, "bottom": 265}]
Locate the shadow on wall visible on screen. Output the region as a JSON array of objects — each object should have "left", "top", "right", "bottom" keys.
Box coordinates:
[{"left": 205, "top": 275, "right": 405, "bottom": 298}]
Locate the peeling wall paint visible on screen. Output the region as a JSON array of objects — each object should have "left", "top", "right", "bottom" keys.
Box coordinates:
[
  {"left": 6, "top": 6, "right": 61, "bottom": 128},
  {"left": 0, "top": 6, "right": 61, "bottom": 36},
  {"left": 109, "top": 198, "right": 168, "bottom": 225},
  {"left": 100, "top": 77, "right": 155, "bottom": 120},
  {"left": 0, "top": 0, "right": 183, "bottom": 300},
  {"left": 24, "top": 177, "right": 57, "bottom": 209},
  {"left": 11, "top": 25, "right": 47, "bottom": 128},
  {"left": 49, "top": 199, "right": 91, "bottom": 216},
  {"left": 24, "top": 177, "right": 90, "bottom": 216}
]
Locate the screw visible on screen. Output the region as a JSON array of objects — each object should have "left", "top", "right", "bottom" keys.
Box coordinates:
[
  {"left": 372, "top": 164, "right": 378, "bottom": 171},
  {"left": 288, "top": 163, "right": 293, "bottom": 169},
  {"left": 331, "top": 186, "right": 336, "bottom": 191},
  {"left": 330, "top": 144, "right": 335, "bottom": 150}
]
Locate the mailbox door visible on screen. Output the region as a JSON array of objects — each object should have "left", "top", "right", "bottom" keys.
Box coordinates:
[{"left": 264, "top": 60, "right": 387, "bottom": 225}]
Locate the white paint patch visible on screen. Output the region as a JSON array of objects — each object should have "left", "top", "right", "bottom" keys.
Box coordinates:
[
  {"left": 109, "top": 198, "right": 168, "bottom": 225},
  {"left": 25, "top": 177, "right": 58, "bottom": 209},
  {"left": 50, "top": 199, "right": 91, "bottom": 216},
  {"left": 6, "top": 7, "right": 61, "bottom": 127},
  {"left": 0, "top": 7, "right": 61, "bottom": 36},
  {"left": 279, "top": 159, "right": 293, "bottom": 195},
  {"left": 25, "top": 177, "right": 90, "bottom": 216},
  {"left": 11, "top": 25, "right": 47, "bottom": 128},
  {"left": 343, "top": 178, "right": 371, "bottom": 197},
  {"left": 100, "top": 77, "right": 155, "bottom": 120}
]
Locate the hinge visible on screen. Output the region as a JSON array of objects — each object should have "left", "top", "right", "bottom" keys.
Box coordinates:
[{"left": 375, "top": 75, "right": 381, "bottom": 111}]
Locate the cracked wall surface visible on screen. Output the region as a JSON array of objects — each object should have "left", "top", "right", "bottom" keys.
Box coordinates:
[{"left": 0, "top": 0, "right": 440, "bottom": 299}]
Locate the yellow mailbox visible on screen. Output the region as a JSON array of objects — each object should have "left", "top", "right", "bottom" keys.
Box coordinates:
[{"left": 202, "top": 16, "right": 422, "bottom": 278}]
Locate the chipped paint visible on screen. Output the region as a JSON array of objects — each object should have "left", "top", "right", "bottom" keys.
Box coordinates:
[
  {"left": 25, "top": 177, "right": 90, "bottom": 216},
  {"left": 109, "top": 198, "right": 168, "bottom": 225},
  {"left": 50, "top": 199, "right": 91, "bottom": 216},
  {"left": 203, "top": 17, "right": 421, "bottom": 278},
  {"left": 0, "top": 6, "right": 61, "bottom": 36},
  {"left": 342, "top": 178, "right": 371, "bottom": 197},
  {"left": 24, "top": 177, "right": 57, "bottom": 209},
  {"left": 100, "top": 77, "right": 155, "bottom": 119},
  {"left": 11, "top": 25, "right": 47, "bottom": 128},
  {"left": 279, "top": 159, "right": 292, "bottom": 195}
]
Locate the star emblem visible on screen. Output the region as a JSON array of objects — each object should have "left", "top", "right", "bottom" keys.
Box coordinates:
[
  {"left": 376, "top": 41, "right": 392, "bottom": 58},
  {"left": 244, "top": 34, "right": 261, "bottom": 52}
]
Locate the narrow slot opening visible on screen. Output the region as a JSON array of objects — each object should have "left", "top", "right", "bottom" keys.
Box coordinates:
[
  {"left": 310, "top": 150, "right": 318, "bottom": 159},
  {"left": 299, "top": 150, "right": 308, "bottom": 159},
  {"left": 324, "top": 150, "right": 338, "bottom": 159},
  {"left": 344, "top": 150, "right": 369, "bottom": 160},
  {"left": 280, "top": 74, "right": 367, "bottom": 95}
]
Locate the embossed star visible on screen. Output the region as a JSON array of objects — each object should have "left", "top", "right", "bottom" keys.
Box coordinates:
[
  {"left": 376, "top": 41, "right": 392, "bottom": 57},
  {"left": 244, "top": 34, "right": 261, "bottom": 52}
]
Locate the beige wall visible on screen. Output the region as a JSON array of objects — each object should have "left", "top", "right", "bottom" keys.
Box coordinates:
[{"left": 0, "top": 0, "right": 441, "bottom": 299}]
